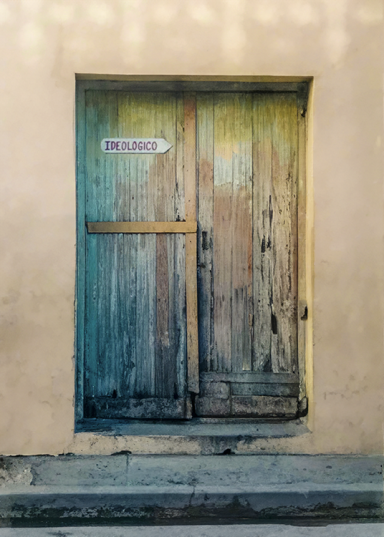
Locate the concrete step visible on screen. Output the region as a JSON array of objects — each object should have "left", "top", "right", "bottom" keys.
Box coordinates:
[{"left": 0, "top": 455, "right": 382, "bottom": 524}]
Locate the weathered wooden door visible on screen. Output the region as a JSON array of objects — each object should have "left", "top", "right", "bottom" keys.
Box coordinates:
[
  {"left": 195, "top": 92, "right": 300, "bottom": 418},
  {"left": 77, "top": 83, "right": 304, "bottom": 421},
  {"left": 78, "top": 91, "right": 198, "bottom": 419}
]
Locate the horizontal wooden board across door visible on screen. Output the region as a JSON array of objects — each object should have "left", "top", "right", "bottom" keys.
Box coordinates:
[{"left": 86, "top": 221, "right": 197, "bottom": 234}]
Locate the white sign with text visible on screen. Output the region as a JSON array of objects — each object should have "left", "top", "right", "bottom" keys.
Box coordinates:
[{"left": 101, "top": 138, "right": 172, "bottom": 154}]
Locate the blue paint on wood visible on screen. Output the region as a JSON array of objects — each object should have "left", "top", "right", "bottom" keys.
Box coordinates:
[{"left": 77, "top": 88, "right": 189, "bottom": 419}]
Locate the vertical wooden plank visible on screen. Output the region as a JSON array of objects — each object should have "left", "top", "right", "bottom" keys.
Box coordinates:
[
  {"left": 95, "top": 93, "right": 122, "bottom": 399},
  {"left": 116, "top": 93, "right": 138, "bottom": 398},
  {"left": 155, "top": 233, "right": 171, "bottom": 396},
  {"left": 83, "top": 90, "right": 99, "bottom": 405},
  {"left": 184, "top": 93, "right": 199, "bottom": 394},
  {"left": 75, "top": 82, "right": 86, "bottom": 421},
  {"left": 297, "top": 89, "right": 307, "bottom": 398},
  {"left": 113, "top": 93, "right": 150, "bottom": 399},
  {"left": 270, "top": 94, "right": 298, "bottom": 373},
  {"left": 196, "top": 93, "right": 214, "bottom": 372},
  {"left": 213, "top": 94, "right": 232, "bottom": 372},
  {"left": 185, "top": 93, "right": 197, "bottom": 223},
  {"left": 211, "top": 94, "right": 253, "bottom": 373},
  {"left": 175, "top": 94, "right": 187, "bottom": 396},
  {"left": 252, "top": 93, "right": 298, "bottom": 373},
  {"left": 128, "top": 93, "right": 157, "bottom": 398},
  {"left": 253, "top": 94, "right": 273, "bottom": 371},
  {"left": 153, "top": 96, "right": 170, "bottom": 398},
  {"left": 96, "top": 94, "right": 119, "bottom": 399},
  {"left": 117, "top": 94, "right": 138, "bottom": 398},
  {"left": 230, "top": 94, "right": 253, "bottom": 372},
  {"left": 135, "top": 231, "right": 157, "bottom": 398},
  {"left": 175, "top": 94, "right": 186, "bottom": 223},
  {"left": 153, "top": 93, "right": 181, "bottom": 398},
  {"left": 84, "top": 90, "right": 119, "bottom": 404},
  {"left": 115, "top": 95, "right": 143, "bottom": 398},
  {"left": 185, "top": 234, "right": 198, "bottom": 393}
]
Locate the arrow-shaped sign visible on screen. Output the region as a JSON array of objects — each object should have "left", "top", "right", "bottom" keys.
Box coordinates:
[{"left": 101, "top": 138, "right": 172, "bottom": 154}]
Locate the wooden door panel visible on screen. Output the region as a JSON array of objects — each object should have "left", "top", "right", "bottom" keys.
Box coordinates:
[
  {"left": 253, "top": 93, "right": 298, "bottom": 373},
  {"left": 196, "top": 92, "right": 299, "bottom": 417},
  {"left": 196, "top": 93, "right": 214, "bottom": 371},
  {"left": 83, "top": 90, "right": 189, "bottom": 419},
  {"left": 85, "top": 234, "right": 187, "bottom": 395},
  {"left": 214, "top": 93, "right": 253, "bottom": 373},
  {"left": 85, "top": 91, "right": 183, "bottom": 223},
  {"left": 78, "top": 86, "right": 302, "bottom": 421}
]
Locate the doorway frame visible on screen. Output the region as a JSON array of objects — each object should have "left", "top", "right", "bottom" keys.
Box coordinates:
[{"left": 75, "top": 76, "right": 312, "bottom": 431}]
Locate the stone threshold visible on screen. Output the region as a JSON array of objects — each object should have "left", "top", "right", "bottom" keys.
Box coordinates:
[{"left": 75, "top": 418, "right": 309, "bottom": 438}]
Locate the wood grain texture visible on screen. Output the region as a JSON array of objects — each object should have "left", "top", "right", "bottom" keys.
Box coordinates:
[
  {"left": 195, "top": 92, "right": 300, "bottom": 416},
  {"left": 87, "top": 221, "right": 197, "bottom": 233},
  {"left": 252, "top": 93, "right": 298, "bottom": 374},
  {"left": 198, "top": 379, "right": 298, "bottom": 397},
  {"left": 186, "top": 234, "right": 199, "bottom": 393},
  {"left": 85, "top": 397, "right": 192, "bottom": 419},
  {"left": 195, "top": 396, "right": 231, "bottom": 417},
  {"left": 231, "top": 396, "right": 297, "bottom": 418},
  {"left": 201, "top": 372, "right": 298, "bottom": 383},
  {"left": 184, "top": 94, "right": 199, "bottom": 394},
  {"left": 194, "top": 395, "right": 297, "bottom": 418},
  {"left": 79, "top": 79, "right": 306, "bottom": 94},
  {"left": 212, "top": 93, "right": 232, "bottom": 372},
  {"left": 230, "top": 94, "right": 253, "bottom": 372},
  {"left": 75, "top": 84, "right": 87, "bottom": 421},
  {"left": 184, "top": 94, "right": 197, "bottom": 222},
  {"left": 201, "top": 93, "right": 253, "bottom": 373},
  {"left": 196, "top": 93, "right": 214, "bottom": 372},
  {"left": 231, "top": 382, "right": 300, "bottom": 397},
  {"left": 175, "top": 95, "right": 188, "bottom": 397},
  {"left": 85, "top": 90, "right": 119, "bottom": 402},
  {"left": 118, "top": 92, "right": 156, "bottom": 400},
  {"left": 83, "top": 91, "right": 189, "bottom": 418},
  {"left": 297, "top": 92, "right": 307, "bottom": 400},
  {"left": 79, "top": 86, "right": 302, "bottom": 420}
]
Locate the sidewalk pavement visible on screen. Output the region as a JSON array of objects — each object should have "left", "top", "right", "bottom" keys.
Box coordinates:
[{"left": 0, "top": 524, "right": 384, "bottom": 536}]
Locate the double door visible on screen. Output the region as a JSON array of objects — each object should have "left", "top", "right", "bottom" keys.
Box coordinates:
[{"left": 77, "top": 85, "right": 302, "bottom": 420}]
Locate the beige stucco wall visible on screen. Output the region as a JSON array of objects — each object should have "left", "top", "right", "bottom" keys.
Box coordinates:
[{"left": 0, "top": 0, "right": 383, "bottom": 455}]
